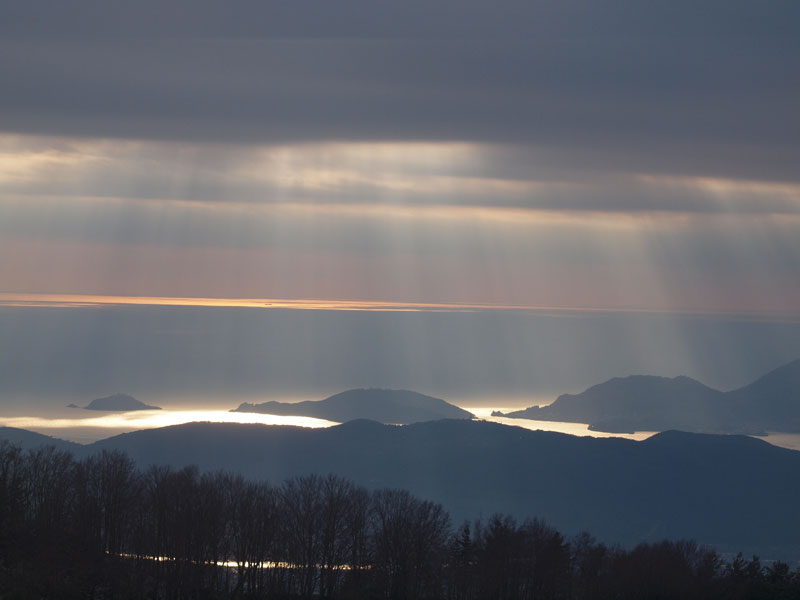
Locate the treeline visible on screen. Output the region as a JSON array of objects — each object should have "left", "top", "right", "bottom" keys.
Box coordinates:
[{"left": 1, "top": 443, "right": 799, "bottom": 599}]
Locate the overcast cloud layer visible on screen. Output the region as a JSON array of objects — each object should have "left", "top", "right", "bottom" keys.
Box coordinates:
[
  {"left": 1, "top": 1, "right": 799, "bottom": 403},
  {"left": 2, "top": 0, "right": 799, "bottom": 180}
]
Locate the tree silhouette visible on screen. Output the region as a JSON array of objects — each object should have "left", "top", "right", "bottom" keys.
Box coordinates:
[{"left": 1, "top": 442, "right": 798, "bottom": 599}]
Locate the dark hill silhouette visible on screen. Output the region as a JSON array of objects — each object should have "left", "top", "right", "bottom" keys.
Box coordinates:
[
  {"left": 79, "top": 393, "right": 161, "bottom": 411},
  {"left": 232, "top": 388, "right": 474, "bottom": 424},
  {"left": 0, "top": 419, "right": 782, "bottom": 559},
  {"left": 726, "top": 358, "right": 800, "bottom": 431},
  {"left": 0, "top": 426, "right": 82, "bottom": 452},
  {"left": 494, "top": 358, "right": 800, "bottom": 434},
  {"left": 495, "top": 375, "right": 728, "bottom": 433}
]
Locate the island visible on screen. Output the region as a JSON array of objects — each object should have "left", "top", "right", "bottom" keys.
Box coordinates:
[
  {"left": 493, "top": 358, "right": 800, "bottom": 435},
  {"left": 70, "top": 393, "right": 161, "bottom": 411},
  {"left": 232, "top": 388, "right": 474, "bottom": 424}
]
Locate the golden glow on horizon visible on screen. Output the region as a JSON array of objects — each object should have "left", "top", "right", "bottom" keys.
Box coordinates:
[
  {"left": 2, "top": 133, "right": 800, "bottom": 324},
  {"left": 1, "top": 292, "right": 799, "bottom": 321}
]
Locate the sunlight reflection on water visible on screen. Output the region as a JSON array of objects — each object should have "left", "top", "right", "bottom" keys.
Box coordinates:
[
  {"left": 0, "top": 409, "right": 337, "bottom": 442},
  {"left": 473, "top": 407, "right": 800, "bottom": 450},
  {"left": 2, "top": 406, "right": 799, "bottom": 451},
  {"left": 472, "top": 407, "right": 658, "bottom": 441}
]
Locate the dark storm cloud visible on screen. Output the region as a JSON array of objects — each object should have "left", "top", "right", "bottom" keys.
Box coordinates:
[
  {"left": 4, "top": 1, "right": 798, "bottom": 41},
  {"left": 1, "top": 1, "right": 798, "bottom": 182}
]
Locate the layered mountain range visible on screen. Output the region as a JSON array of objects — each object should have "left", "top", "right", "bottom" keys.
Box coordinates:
[
  {"left": 493, "top": 359, "right": 800, "bottom": 434},
  {"left": 3, "top": 418, "right": 800, "bottom": 560}
]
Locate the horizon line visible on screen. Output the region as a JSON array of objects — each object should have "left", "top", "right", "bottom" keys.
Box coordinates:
[{"left": 1, "top": 292, "right": 800, "bottom": 322}]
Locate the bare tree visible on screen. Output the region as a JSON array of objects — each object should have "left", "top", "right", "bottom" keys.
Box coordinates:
[
  {"left": 372, "top": 488, "right": 451, "bottom": 599},
  {"left": 281, "top": 474, "right": 324, "bottom": 598}
]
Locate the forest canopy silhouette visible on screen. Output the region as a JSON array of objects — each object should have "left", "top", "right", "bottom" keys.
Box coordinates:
[{"left": 1, "top": 441, "right": 798, "bottom": 599}]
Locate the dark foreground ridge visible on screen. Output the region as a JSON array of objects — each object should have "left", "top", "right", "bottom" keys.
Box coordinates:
[
  {"left": 232, "top": 387, "right": 475, "bottom": 424},
  {"left": 4, "top": 419, "right": 800, "bottom": 560},
  {"left": 494, "top": 358, "right": 800, "bottom": 434},
  {"left": 1, "top": 441, "right": 798, "bottom": 599},
  {"left": 0, "top": 426, "right": 82, "bottom": 453}
]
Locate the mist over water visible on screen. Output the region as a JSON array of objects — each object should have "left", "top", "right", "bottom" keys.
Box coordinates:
[
  {"left": 0, "top": 405, "right": 655, "bottom": 444},
  {"left": 2, "top": 304, "right": 800, "bottom": 447},
  {"left": 0, "top": 409, "right": 336, "bottom": 444},
  {"left": 2, "top": 305, "right": 800, "bottom": 402},
  {"left": 4, "top": 401, "right": 800, "bottom": 452}
]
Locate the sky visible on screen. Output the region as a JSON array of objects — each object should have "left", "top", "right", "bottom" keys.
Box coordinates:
[{"left": 1, "top": 1, "right": 799, "bottom": 410}]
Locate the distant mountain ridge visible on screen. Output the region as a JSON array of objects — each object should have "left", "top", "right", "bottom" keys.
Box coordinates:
[
  {"left": 0, "top": 426, "right": 83, "bottom": 453},
  {"left": 72, "top": 393, "right": 161, "bottom": 411},
  {"left": 3, "top": 419, "right": 800, "bottom": 560},
  {"left": 233, "top": 388, "right": 474, "bottom": 424},
  {"left": 493, "top": 358, "right": 800, "bottom": 434}
]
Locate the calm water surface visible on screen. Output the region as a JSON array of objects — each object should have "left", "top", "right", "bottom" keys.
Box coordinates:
[{"left": 2, "top": 404, "right": 799, "bottom": 451}]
